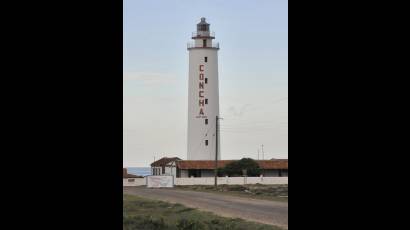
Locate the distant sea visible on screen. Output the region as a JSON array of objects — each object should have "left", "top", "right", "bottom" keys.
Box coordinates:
[{"left": 127, "top": 167, "right": 151, "bottom": 177}]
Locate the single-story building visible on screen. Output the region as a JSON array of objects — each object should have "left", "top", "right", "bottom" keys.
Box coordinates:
[
  {"left": 123, "top": 168, "right": 142, "bottom": 182},
  {"left": 150, "top": 157, "right": 182, "bottom": 176},
  {"left": 150, "top": 158, "right": 288, "bottom": 178},
  {"left": 176, "top": 160, "right": 288, "bottom": 177}
]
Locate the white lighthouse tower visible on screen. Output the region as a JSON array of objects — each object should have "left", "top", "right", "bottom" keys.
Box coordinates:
[{"left": 187, "top": 17, "right": 220, "bottom": 160}]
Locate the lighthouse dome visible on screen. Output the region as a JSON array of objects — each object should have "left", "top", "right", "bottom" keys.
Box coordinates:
[{"left": 197, "top": 17, "right": 210, "bottom": 31}]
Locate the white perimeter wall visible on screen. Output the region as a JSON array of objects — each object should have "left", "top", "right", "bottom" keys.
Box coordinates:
[
  {"left": 175, "top": 176, "right": 288, "bottom": 186},
  {"left": 123, "top": 178, "right": 146, "bottom": 186},
  {"left": 123, "top": 177, "right": 287, "bottom": 186}
]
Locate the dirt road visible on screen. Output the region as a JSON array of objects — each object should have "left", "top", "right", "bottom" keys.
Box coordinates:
[{"left": 123, "top": 187, "right": 288, "bottom": 229}]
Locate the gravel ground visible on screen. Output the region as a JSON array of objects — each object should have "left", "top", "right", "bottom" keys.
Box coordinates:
[{"left": 123, "top": 187, "right": 288, "bottom": 229}]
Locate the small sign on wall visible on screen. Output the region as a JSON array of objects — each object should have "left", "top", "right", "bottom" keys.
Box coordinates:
[{"left": 146, "top": 176, "right": 174, "bottom": 188}]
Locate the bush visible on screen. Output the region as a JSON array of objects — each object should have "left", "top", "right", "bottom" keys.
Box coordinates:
[
  {"left": 227, "top": 185, "right": 246, "bottom": 191},
  {"left": 177, "top": 218, "right": 205, "bottom": 230},
  {"left": 221, "top": 158, "right": 261, "bottom": 177},
  {"left": 123, "top": 216, "right": 168, "bottom": 230}
]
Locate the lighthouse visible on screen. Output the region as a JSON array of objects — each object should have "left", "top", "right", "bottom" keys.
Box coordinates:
[{"left": 187, "top": 17, "right": 220, "bottom": 160}]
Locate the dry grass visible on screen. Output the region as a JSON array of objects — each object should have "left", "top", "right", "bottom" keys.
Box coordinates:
[
  {"left": 123, "top": 194, "right": 285, "bottom": 230},
  {"left": 175, "top": 184, "right": 288, "bottom": 202}
]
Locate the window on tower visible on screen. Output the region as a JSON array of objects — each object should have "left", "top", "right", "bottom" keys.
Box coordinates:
[
  {"left": 203, "top": 39, "right": 207, "bottom": 47},
  {"left": 204, "top": 57, "right": 208, "bottom": 62},
  {"left": 205, "top": 99, "right": 208, "bottom": 104},
  {"left": 205, "top": 140, "right": 208, "bottom": 146},
  {"left": 205, "top": 119, "right": 208, "bottom": 125},
  {"left": 205, "top": 78, "right": 208, "bottom": 84}
]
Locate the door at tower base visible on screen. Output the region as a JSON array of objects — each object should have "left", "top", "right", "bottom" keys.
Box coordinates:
[{"left": 146, "top": 175, "right": 174, "bottom": 188}]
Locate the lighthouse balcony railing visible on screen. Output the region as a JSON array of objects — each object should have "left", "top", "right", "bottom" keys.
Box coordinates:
[
  {"left": 187, "top": 42, "right": 219, "bottom": 49},
  {"left": 192, "top": 31, "right": 215, "bottom": 38}
]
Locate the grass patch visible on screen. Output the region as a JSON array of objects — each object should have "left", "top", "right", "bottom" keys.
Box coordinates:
[
  {"left": 123, "top": 194, "right": 284, "bottom": 230},
  {"left": 175, "top": 184, "right": 288, "bottom": 202}
]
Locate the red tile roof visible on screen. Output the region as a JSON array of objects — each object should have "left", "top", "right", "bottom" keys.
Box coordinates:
[
  {"left": 151, "top": 157, "right": 182, "bottom": 167},
  {"left": 176, "top": 159, "right": 288, "bottom": 170},
  {"left": 258, "top": 159, "right": 288, "bottom": 169},
  {"left": 177, "top": 160, "right": 234, "bottom": 169}
]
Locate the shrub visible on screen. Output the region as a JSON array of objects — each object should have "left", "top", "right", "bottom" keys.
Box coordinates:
[
  {"left": 222, "top": 158, "right": 262, "bottom": 177},
  {"left": 177, "top": 218, "right": 205, "bottom": 230}
]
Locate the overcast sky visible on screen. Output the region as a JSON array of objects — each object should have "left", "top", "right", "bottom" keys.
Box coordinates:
[{"left": 123, "top": 0, "right": 288, "bottom": 167}]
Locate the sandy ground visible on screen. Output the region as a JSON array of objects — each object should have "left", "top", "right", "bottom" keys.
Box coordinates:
[{"left": 123, "top": 187, "right": 288, "bottom": 229}]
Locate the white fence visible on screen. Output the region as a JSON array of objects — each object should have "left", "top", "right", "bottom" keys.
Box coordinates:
[{"left": 123, "top": 176, "right": 287, "bottom": 187}]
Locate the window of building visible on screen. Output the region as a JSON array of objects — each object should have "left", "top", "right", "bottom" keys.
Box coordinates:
[
  {"left": 205, "top": 119, "right": 208, "bottom": 125},
  {"left": 128, "top": 179, "right": 135, "bottom": 182},
  {"left": 204, "top": 57, "right": 208, "bottom": 62},
  {"left": 205, "top": 99, "right": 208, "bottom": 104},
  {"left": 205, "top": 78, "right": 208, "bottom": 84},
  {"left": 203, "top": 39, "right": 207, "bottom": 47},
  {"left": 205, "top": 140, "right": 208, "bottom": 146}
]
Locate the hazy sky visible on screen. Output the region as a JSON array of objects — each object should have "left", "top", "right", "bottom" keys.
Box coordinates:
[{"left": 123, "top": 0, "right": 288, "bottom": 167}]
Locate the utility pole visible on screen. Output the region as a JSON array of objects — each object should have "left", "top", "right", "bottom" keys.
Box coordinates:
[
  {"left": 257, "top": 149, "right": 260, "bottom": 160},
  {"left": 214, "top": 116, "right": 222, "bottom": 187},
  {"left": 261, "top": 144, "right": 264, "bottom": 160}
]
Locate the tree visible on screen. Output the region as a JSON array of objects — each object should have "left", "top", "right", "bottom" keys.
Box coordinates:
[{"left": 221, "top": 158, "right": 261, "bottom": 177}]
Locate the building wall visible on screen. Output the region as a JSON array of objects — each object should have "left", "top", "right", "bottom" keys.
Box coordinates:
[
  {"left": 187, "top": 47, "right": 220, "bottom": 161},
  {"left": 164, "top": 166, "right": 177, "bottom": 176},
  {"left": 263, "top": 169, "right": 280, "bottom": 177},
  {"left": 179, "top": 169, "right": 287, "bottom": 178},
  {"left": 123, "top": 178, "right": 146, "bottom": 186},
  {"left": 262, "top": 169, "right": 288, "bottom": 177},
  {"left": 201, "top": 169, "right": 214, "bottom": 177},
  {"left": 152, "top": 167, "right": 162, "bottom": 175},
  {"left": 180, "top": 169, "right": 189, "bottom": 178}
]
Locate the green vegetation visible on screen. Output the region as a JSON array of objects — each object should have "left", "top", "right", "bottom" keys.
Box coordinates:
[
  {"left": 218, "top": 158, "right": 261, "bottom": 176},
  {"left": 123, "top": 194, "right": 284, "bottom": 230},
  {"left": 176, "top": 184, "right": 288, "bottom": 202}
]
